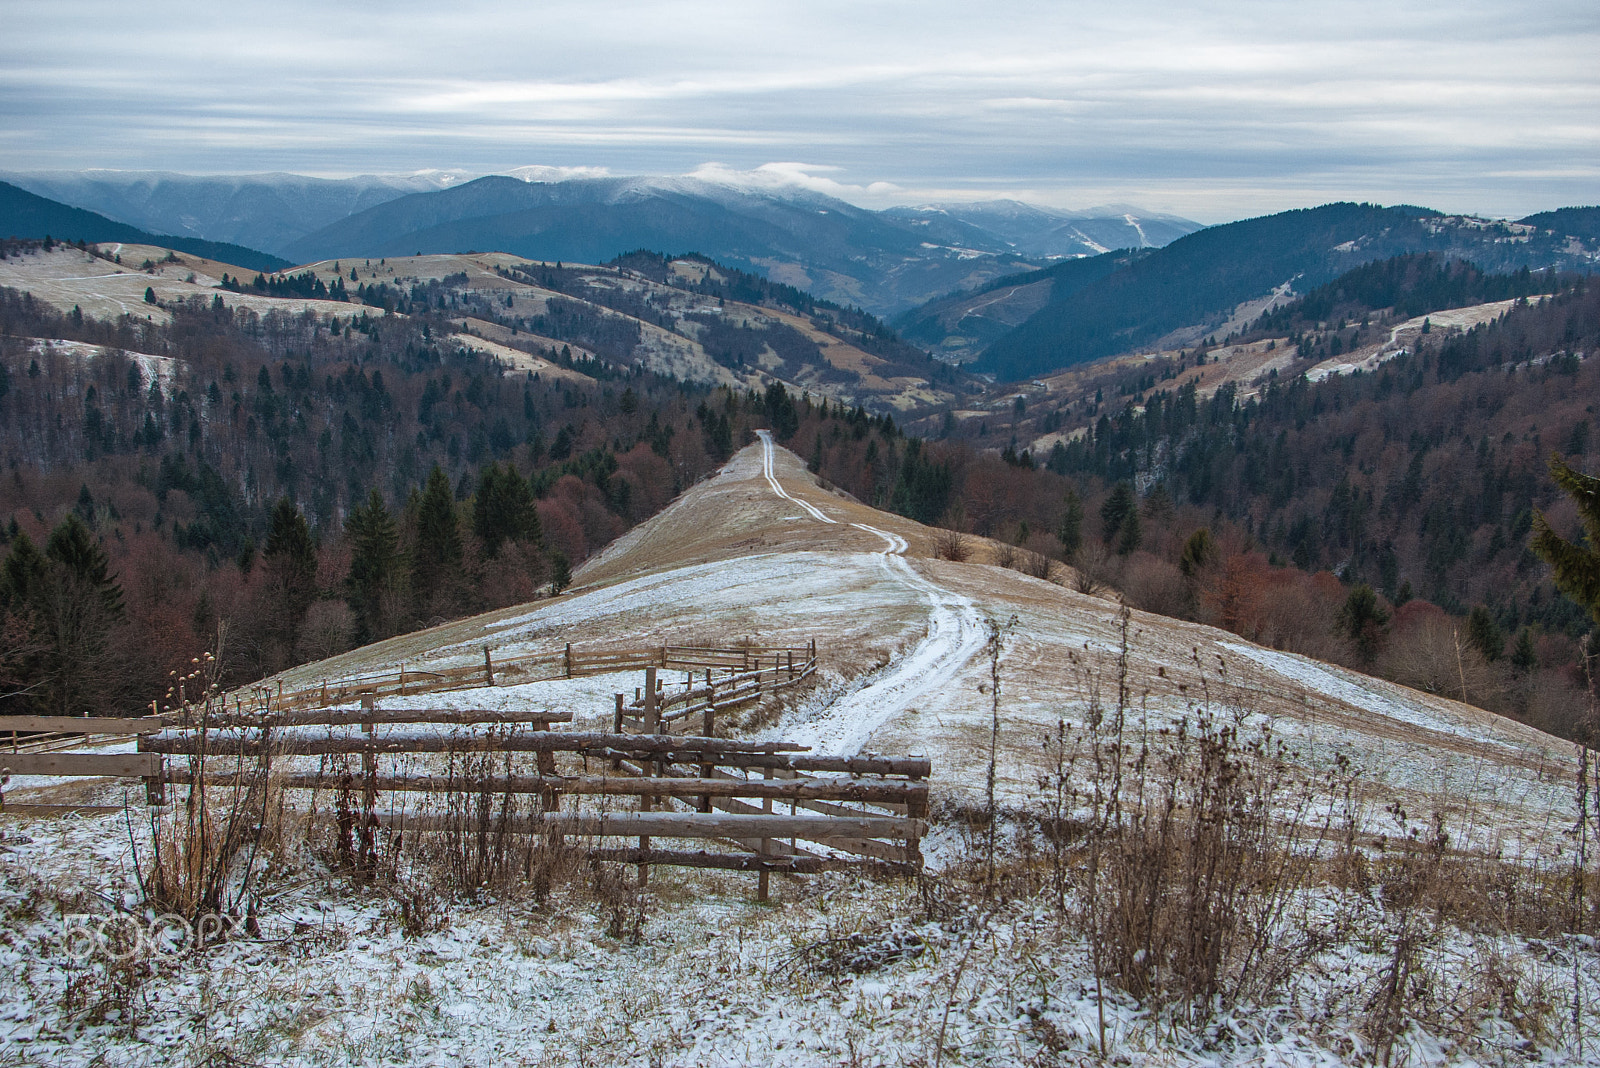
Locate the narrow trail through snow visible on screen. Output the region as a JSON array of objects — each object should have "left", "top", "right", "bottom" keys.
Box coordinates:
[{"left": 755, "top": 430, "right": 988, "bottom": 755}]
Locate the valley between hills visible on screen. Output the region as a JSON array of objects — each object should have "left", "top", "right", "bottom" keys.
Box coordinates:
[{"left": 1, "top": 192, "right": 1598, "bottom": 1065}]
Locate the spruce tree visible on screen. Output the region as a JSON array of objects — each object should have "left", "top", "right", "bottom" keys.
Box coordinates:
[
  {"left": 473, "top": 463, "right": 541, "bottom": 557},
  {"left": 1179, "top": 528, "right": 1215, "bottom": 578},
  {"left": 1531, "top": 455, "right": 1600, "bottom": 626},
  {"left": 1056, "top": 488, "right": 1084, "bottom": 558},
  {"left": 344, "top": 490, "right": 405, "bottom": 645},
  {"left": 1466, "top": 605, "right": 1504, "bottom": 662},
  {"left": 1338, "top": 584, "right": 1390, "bottom": 666},
  {"left": 261, "top": 498, "right": 318, "bottom": 665},
  {"left": 412, "top": 466, "right": 464, "bottom": 600},
  {"left": 1100, "top": 482, "right": 1135, "bottom": 546}
]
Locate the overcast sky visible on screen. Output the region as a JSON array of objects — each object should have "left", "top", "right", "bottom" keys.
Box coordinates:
[{"left": 2, "top": 0, "right": 1595, "bottom": 222}]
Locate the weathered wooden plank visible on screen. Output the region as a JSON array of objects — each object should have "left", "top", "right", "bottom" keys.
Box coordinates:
[
  {"left": 146, "top": 729, "right": 807, "bottom": 758},
  {"left": 165, "top": 769, "right": 924, "bottom": 803},
  {"left": 0, "top": 752, "right": 161, "bottom": 777},
  {"left": 586, "top": 848, "right": 833, "bottom": 873},
  {"left": 703, "top": 793, "right": 917, "bottom": 864},
  {"left": 148, "top": 728, "right": 931, "bottom": 777},
  {"left": 172, "top": 708, "right": 573, "bottom": 730},
  {"left": 379, "top": 811, "right": 922, "bottom": 840},
  {"left": 0, "top": 716, "right": 164, "bottom": 735}
]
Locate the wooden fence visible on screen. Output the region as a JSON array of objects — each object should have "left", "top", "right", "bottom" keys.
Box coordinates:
[
  {"left": 2, "top": 668, "right": 924, "bottom": 899},
  {"left": 234, "top": 641, "right": 818, "bottom": 716},
  {"left": 0, "top": 716, "right": 165, "bottom": 802},
  {"left": 613, "top": 643, "right": 819, "bottom": 735}
]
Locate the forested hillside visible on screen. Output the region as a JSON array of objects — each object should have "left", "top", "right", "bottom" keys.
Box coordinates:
[
  {"left": 3, "top": 237, "right": 1595, "bottom": 743},
  {"left": 747, "top": 275, "right": 1600, "bottom": 740},
  {"left": 0, "top": 273, "right": 769, "bottom": 717},
  {"left": 0, "top": 180, "right": 290, "bottom": 272},
  {"left": 966, "top": 202, "right": 1598, "bottom": 379}
]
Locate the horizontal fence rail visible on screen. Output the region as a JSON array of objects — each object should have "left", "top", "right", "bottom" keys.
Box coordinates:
[
  {"left": 3, "top": 636, "right": 925, "bottom": 898},
  {"left": 227, "top": 641, "right": 820, "bottom": 718}
]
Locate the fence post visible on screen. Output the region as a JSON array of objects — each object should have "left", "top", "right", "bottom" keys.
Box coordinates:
[
  {"left": 139, "top": 732, "right": 164, "bottom": 806},
  {"left": 564, "top": 643, "right": 572, "bottom": 678},
  {"left": 700, "top": 684, "right": 716, "bottom": 813},
  {"left": 639, "top": 683, "right": 657, "bottom": 887},
  {"left": 644, "top": 666, "right": 658, "bottom": 734},
  {"left": 484, "top": 647, "right": 495, "bottom": 686},
  {"left": 612, "top": 695, "right": 625, "bottom": 770},
  {"left": 757, "top": 766, "right": 773, "bottom": 902},
  {"left": 787, "top": 650, "right": 794, "bottom": 680},
  {"left": 360, "top": 693, "right": 378, "bottom": 872},
  {"left": 905, "top": 755, "right": 926, "bottom": 866}
]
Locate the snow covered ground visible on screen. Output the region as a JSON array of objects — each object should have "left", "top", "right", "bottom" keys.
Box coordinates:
[
  {"left": 2, "top": 808, "right": 1596, "bottom": 1067},
  {"left": 4, "top": 437, "right": 1594, "bottom": 1065}
]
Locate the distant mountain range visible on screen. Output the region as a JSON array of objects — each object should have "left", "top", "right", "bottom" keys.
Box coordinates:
[
  {"left": 0, "top": 169, "right": 1200, "bottom": 316},
  {"left": 6, "top": 168, "right": 1594, "bottom": 387},
  {"left": 0, "top": 181, "right": 291, "bottom": 271},
  {"left": 0, "top": 170, "right": 466, "bottom": 258},
  {"left": 900, "top": 202, "right": 1600, "bottom": 380}
]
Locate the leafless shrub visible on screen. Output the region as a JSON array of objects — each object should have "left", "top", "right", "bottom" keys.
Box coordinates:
[
  {"left": 295, "top": 599, "right": 353, "bottom": 662},
  {"left": 134, "top": 643, "right": 279, "bottom": 936},
  {"left": 1119, "top": 551, "right": 1189, "bottom": 616},
  {"left": 1016, "top": 549, "right": 1055, "bottom": 581},
  {"left": 1379, "top": 609, "right": 1506, "bottom": 705},
  {"left": 1069, "top": 542, "right": 1118, "bottom": 596},
  {"left": 1051, "top": 613, "right": 1367, "bottom": 1032},
  {"left": 380, "top": 730, "right": 582, "bottom": 903},
  {"left": 591, "top": 860, "right": 649, "bottom": 943},
  {"left": 991, "top": 541, "right": 1017, "bottom": 570},
  {"left": 934, "top": 528, "right": 971, "bottom": 562}
]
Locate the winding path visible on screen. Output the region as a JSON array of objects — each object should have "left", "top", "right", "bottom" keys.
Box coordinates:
[{"left": 755, "top": 430, "right": 988, "bottom": 754}]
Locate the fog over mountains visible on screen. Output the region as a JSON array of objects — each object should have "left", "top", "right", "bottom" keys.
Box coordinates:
[{"left": 0, "top": 169, "right": 1200, "bottom": 316}]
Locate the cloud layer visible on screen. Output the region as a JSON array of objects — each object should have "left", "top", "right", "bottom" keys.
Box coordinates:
[{"left": 2, "top": 0, "right": 1594, "bottom": 220}]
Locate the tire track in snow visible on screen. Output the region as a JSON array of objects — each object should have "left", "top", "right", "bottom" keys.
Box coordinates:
[
  {"left": 759, "top": 429, "right": 836, "bottom": 524},
  {"left": 755, "top": 430, "right": 988, "bottom": 754}
]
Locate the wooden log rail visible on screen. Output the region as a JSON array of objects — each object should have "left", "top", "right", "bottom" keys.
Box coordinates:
[
  {"left": 234, "top": 640, "right": 818, "bottom": 715},
  {"left": 0, "top": 715, "right": 168, "bottom": 801},
  {"left": 143, "top": 727, "right": 929, "bottom": 776},
  {"left": 379, "top": 811, "right": 921, "bottom": 841},
  {"left": 163, "top": 768, "right": 927, "bottom": 806},
  {"left": 165, "top": 708, "right": 574, "bottom": 730}
]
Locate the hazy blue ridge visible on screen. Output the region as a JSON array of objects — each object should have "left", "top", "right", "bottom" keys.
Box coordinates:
[{"left": 0, "top": 181, "right": 290, "bottom": 272}]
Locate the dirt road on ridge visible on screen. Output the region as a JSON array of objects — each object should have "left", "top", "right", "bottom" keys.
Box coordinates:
[{"left": 755, "top": 430, "right": 989, "bottom": 754}]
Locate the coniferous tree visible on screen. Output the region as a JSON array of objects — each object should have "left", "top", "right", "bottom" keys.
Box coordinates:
[
  {"left": 1180, "top": 528, "right": 1215, "bottom": 578},
  {"left": 473, "top": 462, "right": 541, "bottom": 556},
  {"left": 548, "top": 550, "right": 572, "bottom": 596},
  {"left": 1100, "top": 482, "right": 1135, "bottom": 546},
  {"left": 1531, "top": 455, "right": 1600, "bottom": 626},
  {"left": 344, "top": 490, "right": 405, "bottom": 645},
  {"left": 1466, "top": 605, "right": 1505, "bottom": 662},
  {"left": 1510, "top": 628, "right": 1538, "bottom": 674},
  {"left": 2, "top": 514, "right": 130, "bottom": 715},
  {"left": 260, "top": 497, "right": 318, "bottom": 667},
  {"left": 1056, "top": 488, "right": 1084, "bottom": 558},
  {"left": 1115, "top": 505, "right": 1142, "bottom": 556},
  {"left": 0, "top": 533, "right": 49, "bottom": 711},
  {"left": 411, "top": 466, "right": 464, "bottom": 608},
  {"left": 1339, "top": 584, "right": 1390, "bottom": 666}
]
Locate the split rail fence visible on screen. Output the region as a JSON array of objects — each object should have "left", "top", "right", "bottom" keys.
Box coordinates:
[
  {"left": 0, "top": 639, "right": 924, "bottom": 898},
  {"left": 233, "top": 641, "right": 818, "bottom": 715}
]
